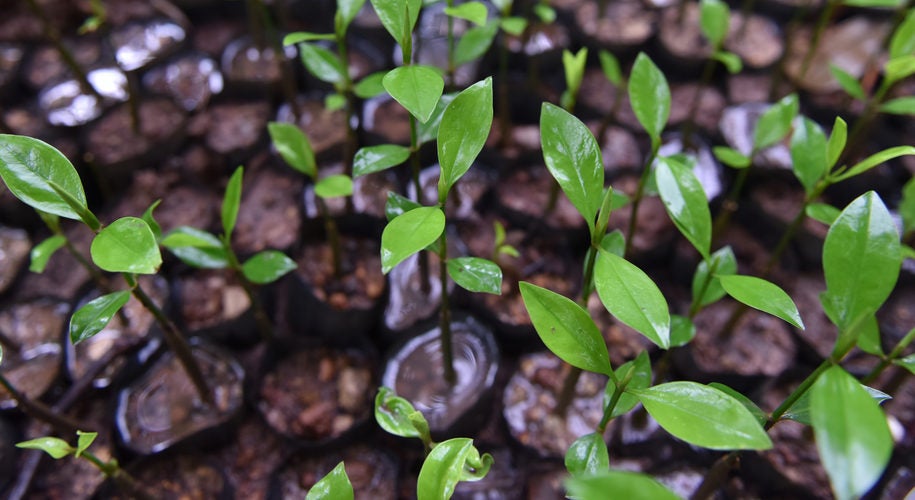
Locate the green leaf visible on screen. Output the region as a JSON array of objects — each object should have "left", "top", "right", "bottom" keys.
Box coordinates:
[
  {"left": 608, "top": 351, "right": 651, "bottom": 418},
  {"left": 268, "top": 122, "right": 316, "bottom": 178},
  {"left": 417, "top": 93, "right": 456, "bottom": 145},
  {"left": 353, "top": 71, "right": 387, "bottom": 99},
  {"left": 895, "top": 354, "right": 915, "bottom": 375},
  {"left": 540, "top": 103, "right": 604, "bottom": 228},
  {"left": 565, "top": 433, "right": 609, "bottom": 477},
  {"left": 563, "top": 48, "right": 588, "bottom": 102},
  {"left": 75, "top": 430, "right": 97, "bottom": 458},
  {"left": 437, "top": 77, "right": 493, "bottom": 199},
  {"left": 712, "top": 50, "right": 742, "bottom": 74},
  {"left": 812, "top": 366, "right": 893, "bottom": 500},
  {"left": 785, "top": 377, "right": 891, "bottom": 425},
  {"left": 633, "top": 382, "right": 773, "bottom": 450},
  {"left": 47, "top": 182, "right": 100, "bottom": 231},
  {"left": 692, "top": 246, "right": 737, "bottom": 307},
  {"left": 384, "top": 191, "right": 422, "bottom": 221},
  {"left": 369, "top": 0, "right": 422, "bottom": 46},
  {"left": 91, "top": 217, "right": 162, "bottom": 274},
  {"left": 821, "top": 191, "right": 900, "bottom": 332},
  {"left": 353, "top": 145, "right": 410, "bottom": 177},
  {"left": 719, "top": 274, "right": 804, "bottom": 329},
  {"left": 598, "top": 50, "right": 623, "bottom": 86},
  {"left": 709, "top": 383, "right": 768, "bottom": 426},
  {"left": 832, "top": 146, "right": 915, "bottom": 182},
  {"left": 161, "top": 226, "right": 229, "bottom": 269},
  {"left": 454, "top": 21, "right": 499, "bottom": 66},
  {"left": 383, "top": 65, "right": 444, "bottom": 124},
  {"left": 669, "top": 314, "right": 697, "bottom": 347},
  {"left": 519, "top": 281, "right": 613, "bottom": 375},
  {"left": 879, "top": 96, "right": 915, "bottom": 115},
  {"left": 499, "top": 16, "right": 527, "bottom": 36},
  {"left": 533, "top": 4, "right": 556, "bottom": 23},
  {"left": 242, "top": 251, "right": 296, "bottom": 284},
  {"left": 222, "top": 166, "right": 243, "bottom": 238},
  {"left": 141, "top": 200, "right": 162, "bottom": 241},
  {"left": 829, "top": 64, "right": 866, "bottom": 101},
  {"left": 444, "top": 1, "right": 487, "bottom": 26},
  {"left": 790, "top": 117, "right": 828, "bottom": 194},
  {"left": 713, "top": 146, "right": 751, "bottom": 169},
  {"left": 448, "top": 257, "right": 502, "bottom": 294},
  {"left": 900, "top": 177, "right": 915, "bottom": 234},
  {"left": 856, "top": 314, "right": 883, "bottom": 355},
  {"left": 594, "top": 251, "right": 670, "bottom": 349},
  {"left": 806, "top": 202, "right": 840, "bottom": 226},
  {"left": 627, "top": 53, "right": 670, "bottom": 145},
  {"left": 600, "top": 230, "right": 626, "bottom": 257},
  {"left": 0, "top": 134, "right": 90, "bottom": 221},
  {"left": 566, "top": 470, "right": 679, "bottom": 500},
  {"left": 325, "top": 93, "right": 346, "bottom": 111},
  {"left": 70, "top": 291, "right": 131, "bottom": 344},
  {"left": 753, "top": 93, "right": 799, "bottom": 150},
  {"left": 337, "top": 0, "right": 367, "bottom": 34},
  {"left": 314, "top": 174, "right": 354, "bottom": 199},
  {"left": 890, "top": 9, "right": 915, "bottom": 60},
  {"left": 842, "top": 0, "right": 902, "bottom": 6},
  {"left": 374, "top": 387, "right": 422, "bottom": 438},
  {"left": 284, "top": 32, "right": 335, "bottom": 45},
  {"left": 298, "top": 43, "right": 346, "bottom": 84},
  {"left": 15, "top": 437, "right": 74, "bottom": 459},
  {"left": 381, "top": 207, "right": 445, "bottom": 273},
  {"left": 29, "top": 235, "right": 66, "bottom": 273},
  {"left": 655, "top": 156, "right": 712, "bottom": 259},
  {"left": 827, "top": 117, "right": 847, "bottom": 169},
  {"left": 417, "top": 438, "right": 492, "bottom": 500},
  {"left": 885, "top": 55, "right": 915, "bottom": 86},
  {"left": 700, "top": 0, "right": 729, "bottom": 46},
  {"left": 307, "top": 462, "right": 354, "bottom": 500}
]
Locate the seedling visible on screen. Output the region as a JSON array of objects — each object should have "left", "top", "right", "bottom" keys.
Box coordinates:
[
  {"left": 593, "top": 50, "right": 626, "bottom": 145},
  {"left": 160, "top": 166, "right": 296, "bottom": 340}
]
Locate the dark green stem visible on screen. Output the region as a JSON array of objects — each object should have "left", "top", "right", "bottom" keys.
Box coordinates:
[
  {"left": 688, "top": 257, "right": 718, "bottom": 319},
  {"left": 597, "top": 363, "right": 633, "bottom": 434},
  {"left": 222, "top": 239, "right": 274, "bottom": 341},
  {"left": 438, "top": 232, "right": 456, "bottom": 386},
  {"left": 862, "top": 327, "right": 915, "bottom": 384},
  {"left": 83, "top": 451, "right": 155, "bottom": 500}
]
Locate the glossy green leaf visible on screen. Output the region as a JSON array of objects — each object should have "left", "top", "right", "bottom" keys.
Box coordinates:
[
  {"left": 90, "top": 217, "right": 161, "bottom": 274},
  {"left": 633, "top": 382, "right": 773, "bottom": 450},
  {"left": 298, "top": 43, "right": 346, "bottom": 84},
  {"left": 384, "top": 191, "right": 422, "bottom": 221},
  {"left": 600, "top": 230, "right": 626, "bottom": 257},
  {"left": 563, "top": 48, "right": 588, "bottom": 102},
  {"left": 627, "top": 53, "right": 670, "bottom": 144},
  {"left": 656, "top": 155, "right": 711, "bottom": 259},
  {"left": 499, "top": 16, "right": 527, "bottom": 36},
  {"left": 242, "top": 251, "right": 296, "bottom": 284},
  {"left": 519, "top": 281, "right": 613, "bottom": 375},
  {"left": 856, "top": 314, "right": 883, "bottom": 356},
  {"left": 901, "top": 177, "right": 915, "bottom": 234},
  {"left": 374, "top": 387, "right": 422, "bottom": 438},
  {"left": 0, "top": 135, "right": 89, "bottom": 221},
  {"left": 791, "top": 117, "right": 828, "bottom": 194},
  {"left": 713, "top": 146, "right": 751, "bottom": 169},
  {"left": 454, "top": 21, "right": 499, "bottom": 66},
  {"left": 608, "top": 351, "right": 651, "bottom": 418},
  {"left": 437, "top": 77, "right": 493, "bottom": 199},
  {"left": 383, "top": 65, "right": 444, "bottom": 124},
  {"left": 370, "top": 0, "right": 422, "bottom": 46},
  {"left": 890, "top": 8, "right": 915, "bottom": 60},
  {"left": 832, "top": 146, "right": 915, "bottom": 183},
  {"left": 417, "top": 438, "right": 492, "bottom": 500},
  {"left": 880, "top": 96, "right": 915, "bottom": 115},
  {"left": 315, "top": 174, "right": 354, "bottom": 198},
  {"left": 448, "top": 257, "right": 502, "bottom": 294},
  {"left": 753, "top": 94, "right": 799, "bottom": 150},
  {"left": 599, "top": 50, "right": 623, "bottom": 85},
  {"left": 70, "top": 291, "right": 130, "bottom": 344},
  {"left": 162, "top": 226, "right": 228, "bottom": 269},
  {"left": 540, "top": 103, "right": 604, "bottom": 228},
  {"left": 75, "top": 430, "right": 96, "bottom": 458},
  {"left": 47, "top": 182, "right": 100, "bottom": 231},
  {"left": 829, "top": 64, "right": 866, "bottom": 101},
  {"left": 806, "top": 202, "right": 840, "bottom": 226},
  {"left": 785, "top": 377, "right": 891, "bottom": 425},
  {"left": 565, "top": 433, "right": 609, "bottom": 477},
  {"left": 337, "top": 0, "right": 367, "bottom": 34},
  {"left": 353, "top": 71, "right": 387, "bottom": 99},
  {"left": 15, "top": 437, "right": 74, "bottom": 459},
  {"left": 268, "top": 122, "right": 316, "bottom": 178},
  {"left": 353, "top": 145, "right": 410, "bottom": 177},
  {"left": 141, "top": 200, "right": 162, "bottom": 241},
  {"left": 827, "top": 117, "right": 847, "bottom": 169},
  {"left": 895, "top": 354, "right": 915, "bottom": 375},
  {"left": 417, "top": 93, "right": 456, "bottom": 144},
  {"left": 700, "top": 0, "right": 729, "bottom": 46},
  {"left": 812, "top": 366, "right": 892, "bottom": 500},
  {"left": 594, "top": 251, "right": 670, "bottom": 349},
  {"left": 284, "top": 32, "right": 335, "bottom": 45},
  {"left": 712, "top": 50, "right": 742, "bottom": 73},
  {"left": 692, "top": 246, "right": 737, "bottom": 307},
  {"left": 381, "top": 207, "right": 445, "bottom": 273},
  {"left": 669, "top": 314, "right": 697, "bottom": 347},
  {"left": 307, "top": 462, "right": 354, "bottom": 500},
  {"left": 29, "top": 235, "right": 66, "bottom": 273},
  {"left": 821, "top": 191, "right": 900, "bottom": 332},
  {"left": 885, "top": 55, "right": 915, "bottom": 86},
  {"left": 444, "top": 1, "right": 487, "bottom": 25},
  {"left": 709, "top": 383, "right": 767, "bottom": 427},
  {"left": 719, "top": 274, "right": 804, "bottom": 329},
  {"left": 223, "top": 166, "right": 243, "bottom": 238},
  {"left": 566, "top": 470, "right": 679, "bottom": 500}
]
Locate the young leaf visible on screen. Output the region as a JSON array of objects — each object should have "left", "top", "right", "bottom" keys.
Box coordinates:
[
  {"left": 369, "top": 0, "right": 422, "bottom": 46},
  {"left": 499, "top": 16, "right": 527, "bottom": 36},
  {"left": 669, "top": 314, "right": 697, "bottom": 347},
  {"left": 655, "top": 156, "right": 712, "bottom": 259},
  {"left": 533, "top": 4, "right": 556, "bottom": 23},
  {"left": 325, "top": 93, "right": 346, "bottom": 111},
  {"left": 829, "top": 65, "right": 866, "bottom": 101},
  {"left": 565, "top": 470, "right": 679, "bottom": 500},
  {"left": 417, "top": 438, "right": 492, "bottom": 500},
  {"left": 594, "top": 251, "right": 671, "bottom": 349},
  {"left": 633, "top": 382, "right": 773, "bottom": 450},
  {"left": 298, "top": 43, "right": 346, "bottom": 84},
  {"left": 222, "top": 166, "right": 243, "bottom": 238},
  {"left": 383, "top": 65, "right": 444, "bottom": 124},
  {"left": 454, "top": 21, "right": 499, "bottom": 66},
  {"left": 608, "top": 351, "right": 651, "bottom": 418},
  {"left": 821, "top": 191, "right": 900, "bottom": 332},
  {"left": 712, "top": 50, "right": 742, "bottom": 74},
  {"left": 161, "top": 226, "right": 229, "bottom": 269},
  {"left": 437, "top": 77, "right": 493, "bottom": 199},
  {"left": 70, "top": 290, "right": 131, "bottom": 344},
  {"left": 598, "top": 50, "right": 623, "bottom": 86},
  {"left": 519, "top": 281, "right": 613, "bottom": 375},
  {"left": 831, "top": 145, "right": 915, "bottom": 182},
  {"left": 885, "top": 55, "right": 915, "bottom": 87},
  {"left": 75, "top": 430, "right": 97, "bottom": 458},
  {"left": 353, "top": 144, "right": 410, "bottom": 177},
  {"left": 562, "top": 48, "right": 588, "bottom": 103},
  {"left": 784, "top": 377, "right": 891, "bottom": 425},
  {"left": 700, "top": 0, "right": 730, "bottom": 47},
  {"left": 337, "top": 0, "right": 368, "bottom": 34},
  {"left": 353, "top": 71, "right": 387, "bottom": 98},
  {"left": 0, "top": 134, "right": 90, "bottom": 221},
  {"left": 15, "top": 437, "right": 75, "bottom": 459},
  {"left": 900, "top": 177, "right": 915, "bottom": 234},
  {"left": 384, "top": 191, "right": 422, "bottom": 221},
  {"left": 90, "top": 217, "right": 162, "bottom": 274},
  {"left": 447, "top": 257, "right": 502, "bottom": 294},
  {"left": 856, "top": 314, "right": 883, "bottom": 356},
  {"left": 753, "top": 94, "right": 799, "bottom": 150},
  {"left": 692, "top": 246, "right": 737, "bottom": 307},
  {"left": 890, "top": 8, "right": 915, "bottom": 60},
  {"left": 565, "top": 433, "right": 609, "bottom": 477},
  {"left": 314, "top": 174, "right": 354, "bottom": 199},
  {"left": 444, "top": 1, "right": 488, "bottom": 26},
  {"left": 826, "top": 117, "right": 847, "bottom": 169},
  {"left": 29, "top": 235, "right": 66, "bottom": 273},
  {"left": 284, "top": 32, "right": 335, "bottom": 45},
  {"left": 812, "top": 366, "right": 893, "bottom": 500},
  {"left": 380, "top": 207, "right": 445, "bottom": 273},
  {"left": 719, "top": 274, "right": 804, "bottom": 329},
  {"left": 307, "top": 462, "right": 354, "bottom": 500},
  {"left": 242, "top": 251, "right": 296, "bottom": 284},
  {"left": 374, "top": 387, "right": 422, "bottom": 438},
  {"left": 879, "top": 96, "right": 915, "bottom": 116},
  {"left": 713, "top": 146, "right": 751, "bottom": 169},
  {"left": 627, "top": 53, "right": 670, "bottom": 145},
  {"left": 790, "top": 117, "right": 828, "bottom": 194},
  {"left": 806, "top": 202, "right": 840, "bottom": 226},
  {"left": 268, "top": 122, "right": 317, "bottom": 178},
  {"left": 540, "top": 103, "right": 604, "bottom": 228},
  {"left": 141, "top": 200, "right": 162, "bottom": 241}
]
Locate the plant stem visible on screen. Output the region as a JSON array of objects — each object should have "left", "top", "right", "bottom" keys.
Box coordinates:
[
  {"left": 317, "top": 198, "right": 345, "bottom": 279},
  {"left": 711, "top": 154, "right": 754, "bottom": 242},
  {"left": 597, "top": 363, "right": 633, "bottom": 434},
  {"left": 862, "top": 327, "right": 915, "bottom": 384},
  {"left": 81, "top": 451, "right": 155, "bottom": 500},
  {"left": 688, "top": 257, "right": 718, "bottom": 319},
  {"left": 446, "top": 0, "right": 456, "bottom": 89},
  {"left": 24, "top": 0, "right": 101, "bottom": 100},
  {"left": 438, "top": 232, "right": 457, "bottom": 386},
  {"left": 624, "top": 144, "right": 660, "bottom": 257},
  {"left": 0, "top": 374, "right": 84, "bottom": 435},
  {"left": 797, "top": 0, "right": 839, "bottom": 84},
  {"left": 222, "top": 240, "right": 274, "bottom": 341}
]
